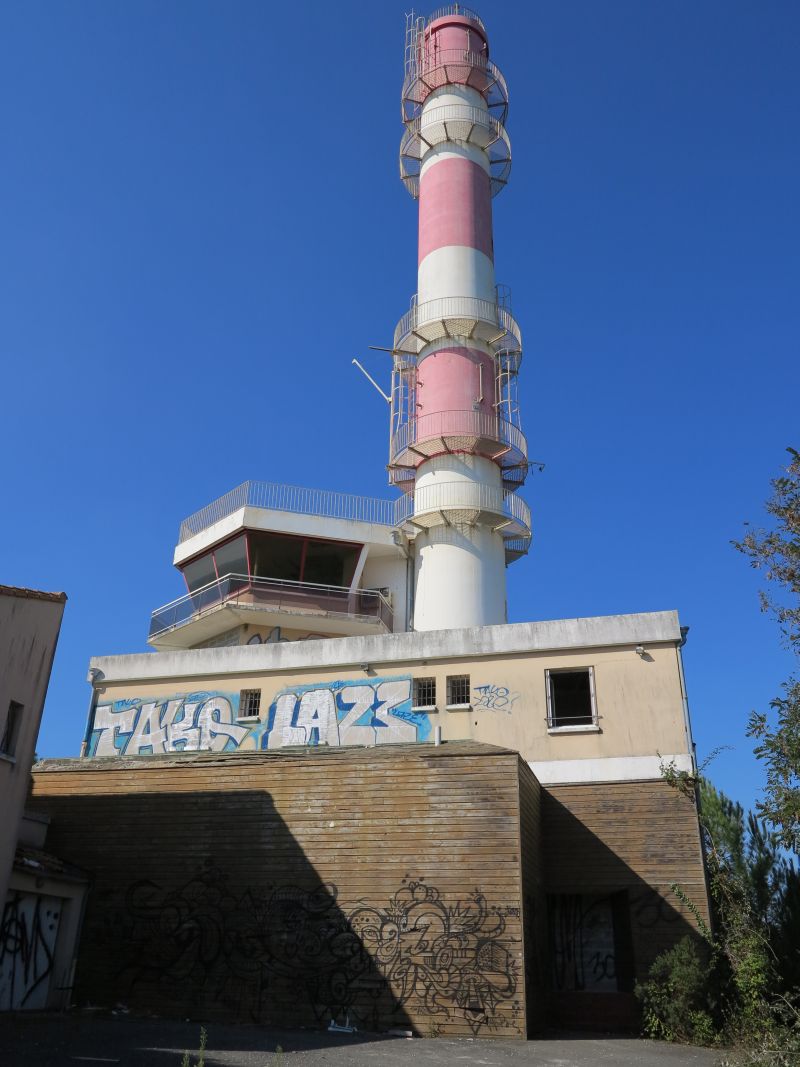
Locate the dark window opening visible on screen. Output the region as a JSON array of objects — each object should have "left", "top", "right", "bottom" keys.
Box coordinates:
[
  {"left": 183, "top": 552, "right": 216, "bottom": 593},
  {"left": 547, "top": 668, "right": 596, "bottom": 728},
  {"left": 447, "top": 675, "right": 471, "bottom": 707},
  {"left": 250, "top": 533, "right": 304, "bottom": 583},
  {"left": 213, "top": 535, "right": 248, "bottom": 579},
  {"left": 239, "top": 689, "right": 262, "bottom": 719},
  {"left": 547, "top": 890, "right": 634, "bottom": 993},
  {"left": 303, "top": 539, "right": 358, "bottom": 587},
  {"left": 180, "top": 532, "right": 363, "bottom": 594},
  {"left": 413, "top": 677, "right": 437, "bottom": 708},
  {"left": 1, "top": 701, "right": 23, "bottom": 757}
]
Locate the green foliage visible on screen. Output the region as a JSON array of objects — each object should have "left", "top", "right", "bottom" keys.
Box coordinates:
[
  {"left": 180, "top": 1026, "right": 207, "bottom": 1067},
  {"left": 638, "top": 777, "right": 800, "bottom": 1050},
  {"left": 178, "top": 1031, "right": 284, "bottom": 1066},
  {"left": 636, "top": 936, "right": 718, "bottom": 1045},
  {"left": 640, "top": 447, "right": 800, "bottom": 1054},
  {"left": 748, "top": 680, "right": 800, "bottom": 856},
  {"left": 733, "top": 446, "right": 800, "bottom": 856}
]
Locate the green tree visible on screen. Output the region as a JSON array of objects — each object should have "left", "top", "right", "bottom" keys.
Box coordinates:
[
  {"left": 733, "top": 447, "right": 800, "bottom": 856},
  {"left": 699, "top": 778, "right": 800, "bottom": 994}
]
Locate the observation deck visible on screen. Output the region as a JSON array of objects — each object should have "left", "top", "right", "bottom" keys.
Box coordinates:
[
  {"left": 393, "top": 294, "right": 521, "bottom": 357},
  {"left": 399, "top": 103, "right": 511, "bottom": 198},
  {"left": 149, "top": 574, "right": 393, "bottom": 651},
  {"left": 396, "top": 480, "right": 531, "bottom": 541},
  {"left": 389, "top": 410, "right": 528, "bottom": 492},
  {"left": 402, "top": 48, "right": 509, "bottom": 124}
]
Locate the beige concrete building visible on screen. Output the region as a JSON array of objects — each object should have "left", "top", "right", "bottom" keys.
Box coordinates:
[
  {"left": 0, "top": 585, "right": 90, "bottom": 1013},
  {"left": 0, "top": 585, "right": 66, "bottom": 908},
  {"left": 43, "top": 511, "right": 707, "bottom": 1031}
]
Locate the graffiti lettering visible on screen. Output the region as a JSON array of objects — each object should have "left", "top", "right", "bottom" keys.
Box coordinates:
[
  {"left": 548, "top": 893, "right": 618, "bottom": 992},
  {"left": 472, "top": 685, "right": 519, "bottom": 712},
  {"left": 86, "top": 678, "right": 431, "bottom": 758},
  {"left": 111, "top": 869, "right": 520, "bottom": 1034},
  {"left": 0, "top": 893, "right": 61, "bottom": 1010}
]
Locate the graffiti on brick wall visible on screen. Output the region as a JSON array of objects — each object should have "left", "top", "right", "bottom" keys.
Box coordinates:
[
  {"left": 86, "top": 677, "right": 431, "bottom": 757},
  {"left": 549, "top": 893, "right": 618, "bottom": 992},
  {"left": 549, "top": 889, "right": 681, "bottom": 993},
  {"left": 472, "top": 684, "right": 520, "bottom": 712},
  {"left": 0, "top": 892, "right": 61, "bottom": 1010},
  {"left": 106, "top": 868, "right": 520, "bottom": 1034}
]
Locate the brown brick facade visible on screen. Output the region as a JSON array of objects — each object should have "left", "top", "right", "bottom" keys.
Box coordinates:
[
  {"left": 30, "top": 743, "right": 539, "bottom": 1038},
  {"left": 29, "top": 748, "right": 708, "bottom": 1035}
]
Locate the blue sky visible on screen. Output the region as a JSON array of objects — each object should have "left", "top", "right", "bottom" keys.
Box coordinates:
[{"left": 1, "top": 1, "right": 797, "bottom": 815}]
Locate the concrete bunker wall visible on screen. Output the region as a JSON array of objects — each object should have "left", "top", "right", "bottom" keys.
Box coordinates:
[{"left": 30, "top": 743, "right": 542, "bottom": 1038}]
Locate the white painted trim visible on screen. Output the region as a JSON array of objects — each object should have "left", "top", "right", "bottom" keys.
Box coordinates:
[
  {"left": 547, "top": 725, "right": 601, "bottom": 735},
  {"left": 529, "top": 753, "right": 694, "bottom": 785},
  {"left": 91, "top": 611, "right": 683, "bottom": 686},
  {"left": 349, "top": 544, "right": 369, "bottom": 595}
]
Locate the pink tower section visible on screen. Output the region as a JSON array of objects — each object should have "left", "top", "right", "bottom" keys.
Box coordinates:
[{"left": 391, "top": 7, "right": 531, "bottom": 630}]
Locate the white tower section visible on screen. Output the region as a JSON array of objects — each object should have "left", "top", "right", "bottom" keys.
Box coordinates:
[{"left": 390, "top": 8, "right": 531, "bottom": 631}]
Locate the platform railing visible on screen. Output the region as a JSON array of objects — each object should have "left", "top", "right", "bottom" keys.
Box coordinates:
[
  {"left": 400, "top": 104, "right": 511, "bottom": 197},
  {"left": 393, "top": 481, "right": 531, "bottom": 536},
  {"left": 402, "top": 49, "right": 509, "bottom": 123},
  {"left": 149, "top": 573, "right": 394, "bottom": 640},
  {"left": 393, "top": 295, "right": 522, "bottom": 355},
  {"left": 421, "top": 5, "right": 486, "bottom": 32},
  {"left": 178, "top": 481, "right": 398, "bottom": 543},
  {"left": 390, "top": 409, "right": 527, "bottom": 467}
]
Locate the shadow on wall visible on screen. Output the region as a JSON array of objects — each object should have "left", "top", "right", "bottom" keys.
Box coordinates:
[
  {"left": 33, "top": 790, "right": 414, "bottom": 1037},
  {"left": 30, "top": 787, "right": 522, "bottom": 1038},
  {"left": 541, "top": 790, "right": 706, "bottom": 1030}
]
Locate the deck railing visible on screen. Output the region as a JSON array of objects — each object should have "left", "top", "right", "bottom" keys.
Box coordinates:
[
  {"left": 149, "top": 573, "right": 393, "bottom": 640},
  {"left": 179, "top": 481, "right": 398, "bottom": 543}
]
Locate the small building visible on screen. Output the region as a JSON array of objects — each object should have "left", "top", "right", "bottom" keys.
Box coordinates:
[
  {"left": 0, "top": 585, "right": 67, "bottom": 908},
  {"left": 0, "top": 584, "right": 88, "bottom": 1013}
]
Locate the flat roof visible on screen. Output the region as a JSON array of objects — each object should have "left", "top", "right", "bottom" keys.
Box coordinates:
[
  {"left": 34, "top": 739, "right": 516, "bottom": 773},
  {"left": 89, "top": 610, "right": 682, "bottom": 685}
]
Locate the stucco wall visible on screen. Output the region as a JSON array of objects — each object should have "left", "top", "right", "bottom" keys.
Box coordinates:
[
  {"left": 83, "top": 613, "right": 692, "bottom": 773},
  {"left": 0, "top": 590, "right": 66, "bottom": 908}
]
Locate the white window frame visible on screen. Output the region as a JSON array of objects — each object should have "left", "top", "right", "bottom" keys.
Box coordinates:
[{"left": 545, "top": 667, "right": 600, "bottom": 733}]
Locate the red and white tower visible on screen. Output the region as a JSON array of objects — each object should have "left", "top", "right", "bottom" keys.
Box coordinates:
[{"left": 391, "top": 6, "right": 531, "bottom": 631}]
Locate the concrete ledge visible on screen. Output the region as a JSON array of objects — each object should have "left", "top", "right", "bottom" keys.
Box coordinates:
[
  {"left": 89, "top": 611, "right": 682, "bottom": 685},
  {"left": 531, "top": 752, "right": 694, "bottom": 785}
]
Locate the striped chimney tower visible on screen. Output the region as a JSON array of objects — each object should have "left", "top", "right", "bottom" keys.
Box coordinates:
[{"left": 390, "top": 6, "right": 531, "bottom": 631}]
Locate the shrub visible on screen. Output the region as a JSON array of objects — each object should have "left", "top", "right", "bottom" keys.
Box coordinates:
[{"left": 636, "top": 936, "right": 718, "bottom": 1045}]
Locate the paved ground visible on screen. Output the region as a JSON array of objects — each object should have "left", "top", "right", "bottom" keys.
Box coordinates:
[{"left": 0, "top": 1015, "right": 719, "bottom": 1066}]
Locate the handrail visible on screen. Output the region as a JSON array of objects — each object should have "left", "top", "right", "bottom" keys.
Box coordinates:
[
  {"left": 149, "top": 573, "right": 393, "bottom": 640},
  {"left": 393, "top": 294, "right": 522, "bottom": 355},
  {"left": 402, "top": 49, "right": 509, "bottom": 123},
  {"left": 393, "top": 482, "right": 532, "bottom": 536},
  {"left": 414, "top": 102, "right": 506, "bottom": 141},
  {"left": 399, "top": 103, "right": 511, "bottom": 198},
  {"left": 390, "top": 409, "right": 527, "bottom": 466},
  {"left": 422, "top": 5, "right": 486, "bottom": 31},
  {"left": 178, "top": 480, "right": 397, "bottom": 542}
]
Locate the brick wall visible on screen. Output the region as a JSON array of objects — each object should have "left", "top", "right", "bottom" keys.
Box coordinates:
[
  {"left": 541, "top": 778, "right": 709, "bottom": 1028},
  {"left": 30, "top": 742, "right": 540, "bottom": 1038}
]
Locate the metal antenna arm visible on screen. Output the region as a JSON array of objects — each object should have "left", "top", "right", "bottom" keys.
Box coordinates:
[{"left": 352, "top": 359, "right": 391, "bottom": 403}]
